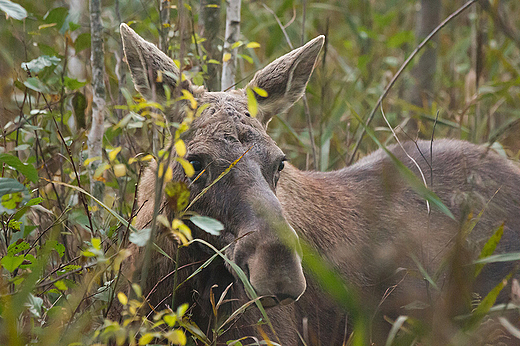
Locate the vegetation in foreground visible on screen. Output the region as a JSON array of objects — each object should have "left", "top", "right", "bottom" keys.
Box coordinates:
[{"left": 1, "top": 0, "right": 520, "bottom": 345}]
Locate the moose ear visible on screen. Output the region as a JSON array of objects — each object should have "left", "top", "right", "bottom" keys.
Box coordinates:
[
  {"left": 120, "top": 23, "right": 188, "bottom": 103},
  {"left": 246, "top": 35, "right": 325, "bottom": 125}
]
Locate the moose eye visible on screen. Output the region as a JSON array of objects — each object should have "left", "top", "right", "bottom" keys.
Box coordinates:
[
  {"left": 190, "top": 160, "right": 203, "bottom": 174},
  {"left": 277, "top": 160, "right": 285, "bottom": 172}
]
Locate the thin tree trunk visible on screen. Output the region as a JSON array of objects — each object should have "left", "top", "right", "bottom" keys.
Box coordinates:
[
  {"left": 159, "top": 0, "right": 171, "bottom": 53},
  {"left": 406, "top": 0, "right": 441, "bottom": 134},
  {"left": 221, "top": 0, "right": 241, "bottom": 91},
  {"left": 88, "top": 0, "right": 106, "bottom": 221},
  {"left": 200, "top": 0, "right": 221, "bottom": 91}
]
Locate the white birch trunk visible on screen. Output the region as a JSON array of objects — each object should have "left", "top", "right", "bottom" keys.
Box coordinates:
[
  {"left": 221, "top": 0, "right": 241, "bottom": 91},
  {"left": 88, "top": 0, "right": 106, "bottom": 210}
]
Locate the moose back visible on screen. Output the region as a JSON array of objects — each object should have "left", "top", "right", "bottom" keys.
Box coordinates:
[{"left": 119, "top": 23, "right": 520, "bottom": 344}]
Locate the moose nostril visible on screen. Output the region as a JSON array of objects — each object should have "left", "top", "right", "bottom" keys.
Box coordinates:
[{"left": 275, "top": 293, "right": 297, "bottom": 306}]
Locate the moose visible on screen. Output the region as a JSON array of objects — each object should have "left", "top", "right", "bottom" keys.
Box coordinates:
[{"left": 119, "top": 23, "right": 520, "bottom": 345}]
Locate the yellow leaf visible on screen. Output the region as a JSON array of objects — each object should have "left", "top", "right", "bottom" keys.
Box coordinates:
[
  {"left": 109, "top": 147, "right": 122, "bottom": 162},
  {"left": 158, "top": 163, "right": 165, "bottom": 178},
  {"left": 175, "top": 231, "right": 189, "bottom": 245},
  {"left": 128, "top": 157, "right": 136, "bottom": 164},
  {"left": 175, "top": 140, "right": 186, "bottom": 157},
  {"left": 253, "top": 86, "right": 268, "bottom": 97},
  {"left": 164, "top": 166, "right": 173, "bottom": 182},
  {"left": 39, "top": 23, "right": 57, "bottom": 30},
  {"left": 91, "top": 237, "right": 101, "bottom": 250},
  {"left": 84, "top": 156, "right": 101, "bottom": 166},
  {"left": 178, "top": 223, "right": 192, "bottom": 241},
  {"left": 141, "top": 154, "right": 154, "bottom": 161},
  {"left": 246, "top": 42, "right": 261, "bottom": 49},
  {"left": 117, "top": 292, "right": 128, "bottom": 306},
  {"left": 164, "top": 314, "right": 177, "bottom": 327},
  {"left": 139, "top": 333, "right": 154, "bottom": 345},
  {"left": 132, "top": 283, "right": 142, "bottom": 298},
  {"left": 156, "top": 70, "right": 163, "bottom": 82},
  {"left": 231, "top": 41, "right": 243, "bottom": 49},
  {"left": 114, "top": 164, "right": 126, "bottom": 177},
  {"left": 246, "top": 88, "right": 258, "bottom": 117},
  {"left": 93, "top": 163, "right": 110, "bottom": 180},
  {"left": 181, "top": 89, "right": 197, "bottom": 109},
  {"left": 165, "top": 329, "right": 186, "bottom": 345},
  {"left": 176, "top": 157, "right": 194, "bottom": 177},
  {"left": 172, "top": 219, "right": 183, "bottom": 230},
  {"left": 157, "top": 215, "right": 170, "bottom": 228},
  {"left": 223, "top": 53, "right": 231, "bottom": 62}
]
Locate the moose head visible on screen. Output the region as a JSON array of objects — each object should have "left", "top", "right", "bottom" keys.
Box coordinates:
[{"left": 121, "top": 23, "right": 324, "bottom": 307}]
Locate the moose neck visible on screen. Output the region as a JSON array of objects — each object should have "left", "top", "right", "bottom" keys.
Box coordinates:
[{"left": 277, "top": 164, "right": 369, "bottom": 250}]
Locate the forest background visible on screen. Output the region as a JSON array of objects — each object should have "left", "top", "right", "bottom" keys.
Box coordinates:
[{"left": 1, "top": 0, "right": 520, "bottom": 345}]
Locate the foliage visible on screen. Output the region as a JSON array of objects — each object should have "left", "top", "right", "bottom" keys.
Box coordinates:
[{"left": 1, "top": 0, "right": 520, "bottom": 345}]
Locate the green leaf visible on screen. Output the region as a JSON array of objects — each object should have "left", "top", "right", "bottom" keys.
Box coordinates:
[
  {"left": 72, "top": 91, "right": 87, "bottom": 129},
  {"left": 129, "top": 228, "right": 151, "bottom": 247},
  {"left": 190, "top": 215, "right": 224, "bottom": 236},
  {"left": 466, "top": 272, "right": 512, "bottom": 330},
  {"left": 0, "top": 0, "right": 27, "bottom": 20},
  {"left": 43, "top": 7, "right": 68, "bottom": 29},
  {"left": 54, "top": 280, "right": 68, "bottom": 291},
  {"left": 475, "top": 224, "right": 504, "bottom": 277},
  {"left": 48, "top": 240, "right": 65, "bottom": 257},
  {"left": 473, "top": 252, "right": 520, "bottom": 264},
  {"left": 74, "top": 32, "right": 91, "bottom": 53},
  {"left": 387, "top": 30, "right": 415, "bottom": 48},
  {"left": 24, "top": 77, "right": 52, "bottom": 94},
  {"left": 64, "top": 76, "right": 87, "bottom": 90},
  {"left": 1, "top": 254, "right": 24, "bottom": 272},
  {"left": 21, "top": 55, "right": 61, "bottom": 74},
  {"left": 7, "top": 241, "right": 29, "bottom": 255},
  {"left": 238, "top": 54, "right": 253, "bottom": 64},
  {"left": 0, "top": 153, "right": 39, "bottom": 183},
  {"left": 26, "top": 294, "right": 43, "bottom": 318},
  {"left": 0, "top": 178, "right": 30, "bottom": 214},
  {"left": 62, "top": 265, "right": 81, "bottom": 272},
  {"left": 165, "top": 181, "right": 190, "bottom": 212},
  {"left": 13, "top": 197, "right": 43, "bottom": 221},
  {"left": 68, "top": 22, "right": 80, "bottom": 32}
]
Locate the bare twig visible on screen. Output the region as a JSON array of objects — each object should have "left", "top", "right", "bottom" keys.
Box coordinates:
[
  {"left": 263, "top": 3, "right": 319, "bottom": 169},
  {"left": 348, "top": 0, "right": 478, "bottom": 165},
  {"left": 380, "top": 105, "right": 430, "bottom": 214}
]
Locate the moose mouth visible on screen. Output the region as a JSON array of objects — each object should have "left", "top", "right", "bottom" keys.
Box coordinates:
[{"left": 259, "top": 294, "right": 298, "bottom": 308}]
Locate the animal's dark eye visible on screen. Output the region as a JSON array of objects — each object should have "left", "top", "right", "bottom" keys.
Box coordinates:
[
  {"left": 190, "top": 160, "right": 203, "bottom": 174},
  {"left": 278, "top": 160, "right": 285, "bottom": 172},
  {"left": 245, "top": 111, "right": 251, "bottom": 117}
]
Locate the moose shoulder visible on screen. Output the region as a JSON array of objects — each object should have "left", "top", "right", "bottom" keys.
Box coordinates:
[{"left": 120, "top": 23, "right": 520, "bottom": 345}]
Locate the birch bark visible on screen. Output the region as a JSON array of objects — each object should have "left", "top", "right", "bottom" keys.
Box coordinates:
[
  {"left": 200, "top": 0, "right": 221, "bottom": 91},
  {"left": 221, "top": 0, "right": 241, "bottom": 91},
  {"left": 88, "top": 0, "right": 106, "bottom": 213}
]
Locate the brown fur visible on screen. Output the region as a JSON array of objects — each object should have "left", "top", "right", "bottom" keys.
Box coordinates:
[{"left": 119, "top": 24, "right": 520, "bottom": 345}]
